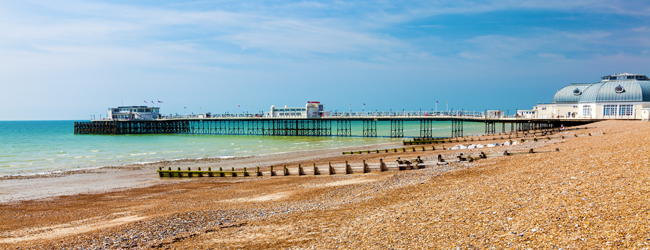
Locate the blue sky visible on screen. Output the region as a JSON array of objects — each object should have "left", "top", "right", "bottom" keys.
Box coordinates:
[{"left": 1, "top": 0, "right": 649, "bottom": 120}]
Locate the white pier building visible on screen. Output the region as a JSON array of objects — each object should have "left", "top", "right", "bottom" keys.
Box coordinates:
[
  {"left": 108, "top": 106, "right": 160, "bottom": 120},
  {"left": 266, "top": 101, "right": 331, "bottom": 118}
]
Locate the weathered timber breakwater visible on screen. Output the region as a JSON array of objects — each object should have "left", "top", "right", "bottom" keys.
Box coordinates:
[{"left": 156, "top": 148, "right": 557, "bottom": 178}]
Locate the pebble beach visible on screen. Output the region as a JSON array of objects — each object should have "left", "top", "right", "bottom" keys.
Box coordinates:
[{"left": 1, "top": 120, "right": 648, "bottom": 249}]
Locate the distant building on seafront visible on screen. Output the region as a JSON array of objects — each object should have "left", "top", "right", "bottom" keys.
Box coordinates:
[
  {"left": 530, "top": 73, "right": 650, "bottom": 120},
  {"left": 266, "top": 101, "right": 331, "bottom": 118},
  {"left": 107, "top": 106, "right": 160, "bottom": 120}
]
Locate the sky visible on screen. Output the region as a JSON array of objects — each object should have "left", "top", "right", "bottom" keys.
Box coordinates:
[{"left": 1, "top": 0, "right": 649, "bottom": 120}]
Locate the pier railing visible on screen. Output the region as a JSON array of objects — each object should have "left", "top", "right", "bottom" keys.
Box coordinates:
[{"left": 150, "top": 111, "right": 486, "bottom": 120}]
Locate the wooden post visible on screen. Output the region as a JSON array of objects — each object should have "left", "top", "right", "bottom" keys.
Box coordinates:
[
  {"left": 208, "top": 167, "right": 214, "bottom": 177},
  {"left": 257, "top": 166, "right": 262, "bottom": 176},
  {"left": 363, "top": 160, "right": 370, "bottom": 173},
  {"left": 503, "top": 150, "right": 509, "bottom": 156},
  {"left": 329, "top": 162, "right": 335, "bottom": 175},
  {"left": 187, "top": 167, "right": 192, "bottom": 177},
  {"left": 437, "top": 154, "right": 444, "bottom": 162},
  {"left": 298, "top": 164, "right": 305, "bottom": 176},
  {"left": 345, "top": 161, "right": 352, "bottom": 174},
  {"left": 283, "top": 165, "right": 289, "bottom": 176},
  {"left": 243, "top": 167, "right": 249, "bottom": 177},
  {"left": 270, "top": 166, "right": 276, "bottom": 176},
  {"left": 313, "top": 163, "right": 320, "bottom": 175},
  {"left": 379, "top": 159, "right": 388, "bottom": 172},
  {"left": 231, "top": 167, "right": 237, "bottom": 177},
  {"left": 219, "top": 167, "right": 224, "bottom": 177},
  {"left": 158, "top": 167, "right": 163, "bottom": 177}
]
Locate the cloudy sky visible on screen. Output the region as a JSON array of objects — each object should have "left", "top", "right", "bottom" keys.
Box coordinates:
[{"left": 1, "top": 0, "right": 649, "bottom": 120}]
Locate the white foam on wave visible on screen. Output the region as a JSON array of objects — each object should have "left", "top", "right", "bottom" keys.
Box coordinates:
[
  {"left": 134, "top": 161, "right": 156, "bottom": 165},
  {"left": 161, "top": 150, "right": 183, "bottom": 153}
]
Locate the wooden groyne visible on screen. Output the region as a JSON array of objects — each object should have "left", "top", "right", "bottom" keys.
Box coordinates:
[{"left": 157, "top": 148, "right": 560, "bottom": 178}]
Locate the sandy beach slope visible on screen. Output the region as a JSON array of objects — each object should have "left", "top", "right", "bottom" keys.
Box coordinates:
[{"left": 1, "top": 120, "right": 648, "bottom": 249}]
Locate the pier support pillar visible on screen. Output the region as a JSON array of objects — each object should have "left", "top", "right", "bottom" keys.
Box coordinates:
[
  {"left": 363, "top": 120, "right": 377, "bottom": 137},
  {"left": 451, "top": 119, "right": 463, "bottom": 138},
  {"left": 337, "top": 120, "right": 352, "bottom": 137},
  {"left": 391, "top": 120, "right": 404, "bottom": 138},
  {"left": 420, "top": 119, "right": 433, "bottom": 138}
]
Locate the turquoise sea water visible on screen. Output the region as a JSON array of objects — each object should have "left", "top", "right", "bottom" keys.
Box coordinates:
[{"left": 0, "top": 120, "right": 486, "bottom": 176}]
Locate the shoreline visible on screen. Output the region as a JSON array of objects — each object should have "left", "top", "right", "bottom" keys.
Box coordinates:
[
  {"left": 0, "top": 140, "right": 403, "bottom": 203},
  {"left": 0, "top": 140, "right": 401, "bottom": 180}
]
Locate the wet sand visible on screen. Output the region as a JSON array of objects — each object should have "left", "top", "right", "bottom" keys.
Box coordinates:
[{"left": 3, "top": 120, "right": 645, "bottom": 249}]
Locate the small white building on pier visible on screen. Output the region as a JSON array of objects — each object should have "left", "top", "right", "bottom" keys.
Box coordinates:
[
  {"left": 533, "top": 73, "right": 650, "bottom": 120},
  {"left": 108, "top": 106, "right": 160, "bottom": 120},
  {"left": 266, "top": 101, "right": 331, "bottom": 118}
]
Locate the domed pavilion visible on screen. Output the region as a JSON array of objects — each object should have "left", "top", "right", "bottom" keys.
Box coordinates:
[{"left": 533, "top": 73, "right": 650, "bottom": 120}]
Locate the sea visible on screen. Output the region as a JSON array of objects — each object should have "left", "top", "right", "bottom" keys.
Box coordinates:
[{"left": 0, "top": 120, "right": 487, "bottom": 176}]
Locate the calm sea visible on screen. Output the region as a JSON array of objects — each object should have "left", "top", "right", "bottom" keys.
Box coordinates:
[{"left": 0, "top": 120, "right": 486, "bottom": 176}]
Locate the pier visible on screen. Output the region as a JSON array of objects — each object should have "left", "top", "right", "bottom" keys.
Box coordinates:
[{"left": 74, "top": 112, "right": 597, "bottom": 137}]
